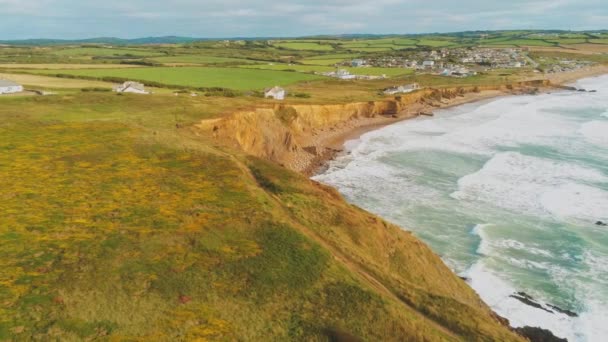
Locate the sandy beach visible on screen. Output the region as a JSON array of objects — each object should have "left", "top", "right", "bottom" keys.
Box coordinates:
[{"left": 301, "top": 65, "right": 608, "bottom": 176}]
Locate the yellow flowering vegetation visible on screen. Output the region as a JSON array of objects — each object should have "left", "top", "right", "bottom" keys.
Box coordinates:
[{"left": 0, "top": 93, "right": 523, "bottom": 341}]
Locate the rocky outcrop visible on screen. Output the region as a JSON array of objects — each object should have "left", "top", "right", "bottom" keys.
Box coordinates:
[{"left": 514, "top": 326, "right": 568, "bottom": 342}]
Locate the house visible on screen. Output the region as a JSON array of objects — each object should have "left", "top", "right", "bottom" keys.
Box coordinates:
[
  {"left": 383, "top": 83, "right": 421, "bottom": 95},
  {"left": 0, "top": 80, "right": 23, "bottom": 94},
  {"left": 351, "top": 59, "right": 366, "bottom": 67},
  {"left": 404, "top": 60, "right": 418, "bottom": 68},
  {"left": 113, "top": 81, "right": 149, "bottom": 94},
  {"left": 336, "top": 69, "right": 356, "bottom": 80},
  {"left": 510, "top": 61, "right": 522, "bottom": 68},
  {"left": 422, "top": 60, "right": 435, "bottom": 69},
  {"left": 264, "top": 86, "right": 286, "bottom": 100}
]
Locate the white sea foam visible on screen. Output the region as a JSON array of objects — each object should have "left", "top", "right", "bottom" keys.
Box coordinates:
[
  {"left": 466, "top": 260, "right": 605, "bottom": 342},
  {"left": 451, "top": 152, "right": 608, "bottom": 220},
  {"left": 470, "top": 223, "right": 493, "bottom": 255},
  {"left": 540, "top": 183, "right": 608, "bottom": 222},
  {"left": 315, "top": 75, "right": 608, "bottom": 341},
  {"left": 466, "top": 224, "right": 608, "bottom": 342},
  {"left": 579, "top": 120, "right": 608, "bottom": 147}
]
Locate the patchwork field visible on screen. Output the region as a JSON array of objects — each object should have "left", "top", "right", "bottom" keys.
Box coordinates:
[
  {"left": 30, "top": 67, "right": 325, "bottom": 90},
  {"left": 0, "top": 64, "right": 143, "bottom": 69},
  {"left": 149, "top": 55, "right": 259, "bottom": 65},
  {"left": 0, "top": 72, "right": 114, "bottom": 89},
  {"left": 273, "top": 42, "right": 335, "bottom": 51},
  {"left": 52, "top": 47, "right": 163, "bottom": 57},
  {"left": 239, "top": 63, "right": 414, "bottom": 77}
]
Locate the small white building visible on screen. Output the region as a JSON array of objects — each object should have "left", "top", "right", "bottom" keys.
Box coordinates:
[
  {"left": 422, "top": 60, "right": 435, "bottom": 69},
  {"left": 264, "top": 86, "right": 286, "bottom": 100},
  {"left": 351, "top": 59, "right": 366, "bottom": 67},
  {"left": 113, "top": 81, "right": 150, "bottom": 94},
  {"left": 510, "top": 62, "right": 522, "bottom": 68},
  {"left": 0, "top": 80, "right": 23, "bottom": 94},
  {"left": 336, "top": 69, "right": 356, "bottom": 80},
  {"left": 383, "top": 83, "right": 421, "bottom": 95}
]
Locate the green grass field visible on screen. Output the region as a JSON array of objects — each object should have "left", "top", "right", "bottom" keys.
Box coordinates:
[
  {"left": 304, "top": 54, "right": 360, "bottom": 60},
  {"left": 239, "top": 63, "right": 414, "bottom": 77},
  {"left": 150, "top": 55, "right": 258, "bottom": 65},
  {"left": 31, "top": 67, "right": 325, "bottom": 90},
  {"left": 52, "top": 47, "right": 163, "bottom": 57},
  {"left": 546, "top": 38, "right": 589, "bottom": 45},
  {"left": 484, "top": 39, "right": 556, "bottom": 46},
  {"left": 416, "top": 39, "right": 457, "bottom": 47},
  {"left": 299, "top": 58, "right": 346, "bottom": 65},
  {"left": 274, "top": 42, "right": 334, "bottom": 51}
]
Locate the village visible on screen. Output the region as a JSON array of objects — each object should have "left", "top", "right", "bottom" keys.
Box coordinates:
[
  {"left": 0, "top": 45, "right": 600, "bottom": 101},
  {"left": 336, "top": 47, "right": 596, "bottom": 78}
]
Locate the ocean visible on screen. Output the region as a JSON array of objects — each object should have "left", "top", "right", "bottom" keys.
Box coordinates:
[{"left": 313, "top": 75, "right": 608, "bottom": 341}]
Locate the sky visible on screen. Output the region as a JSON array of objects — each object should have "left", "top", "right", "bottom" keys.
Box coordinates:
[{"left": 0, "top": 0, "right": 606, "bottom": 39}]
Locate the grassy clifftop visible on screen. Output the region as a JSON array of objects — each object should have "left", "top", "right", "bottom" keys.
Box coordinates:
[{"left": 0, "top": 93, "right": 523, "bottom": 341}]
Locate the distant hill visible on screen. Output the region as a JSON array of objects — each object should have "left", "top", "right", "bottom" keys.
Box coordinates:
[
  {"left": 0, "top": 36, "right": 206, "bottom": 46},
  {"left": 2, "top": 30, "right": 606, "bottom": 46}
]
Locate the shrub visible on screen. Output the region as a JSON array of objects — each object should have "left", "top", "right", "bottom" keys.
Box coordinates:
[{"left": 275, "top": 106, "right": 298, "bottom": 125}]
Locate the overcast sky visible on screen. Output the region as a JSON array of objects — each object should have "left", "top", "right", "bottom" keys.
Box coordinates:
[{"left": 0, "top": 0, "right": 606, "bottom": 39}]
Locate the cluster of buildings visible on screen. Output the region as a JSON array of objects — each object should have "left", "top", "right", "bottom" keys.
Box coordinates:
[
  {"left": 536, "top": 57, "right": 594, "bottom": 74},
  {"left": 339, "top": 47, "right": 532, "bottom": 78}
]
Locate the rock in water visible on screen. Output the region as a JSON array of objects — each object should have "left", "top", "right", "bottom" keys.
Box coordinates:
[
  {"left": 510, "top": 293, "right": 553, "bottom": 313},
  {"left": 596, "top": 221, "right": 607, "bottom": 226},
  {"left": 547, "top": 304, "right": 578, "bottom": 317},
  {"left": 514, "top": 326, "right": 567, "bottom": 342}
]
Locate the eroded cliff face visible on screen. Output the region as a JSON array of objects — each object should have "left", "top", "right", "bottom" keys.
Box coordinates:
[{"left": 197, "top": 80, "right": 550, "bottom": 172}]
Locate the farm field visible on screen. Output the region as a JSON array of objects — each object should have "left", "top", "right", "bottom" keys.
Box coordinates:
[
  {"left": 0, "top": 72, "right": 114, "bottom": 89},
  {"left": 30, "top": 66, "right": 325, "bottom": 90},
  {"left": 52, "top": 47, "right": 164, "bottom": 57},
  {"left": 239, "top": 63, "right": 414, "bottom": 77},
  {"left": 273, "top": 42, "right": 334, "bottom": 51},
  {"left": 483, "top": 39, "right": 557, "bottom": 46},
  {"left": 0, "top": 64, "right": 143, "bottom": 69},
  {"left": 416, "top": 39, "right": 458, "bottom": 47},
  {"left": 299, "top": 58, "right": 347, "bottom": 65},
  {"left": 304, "top": 53, "right": 361, "bottom": 60},
  {"left": 149, "top": 55, "right": 258, "bottom": 65}
]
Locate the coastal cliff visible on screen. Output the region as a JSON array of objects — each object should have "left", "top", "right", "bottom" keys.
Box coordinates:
[{"left": 198, "top": 80, "right": 550, "bottom": 174}]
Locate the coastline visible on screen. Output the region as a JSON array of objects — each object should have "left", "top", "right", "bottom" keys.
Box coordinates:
[
  {"left": 309, "top": 67, "right": 608, "bottom": 341},
  {"left": 304, "top": 64, "right": 608, "bottom": 176}
]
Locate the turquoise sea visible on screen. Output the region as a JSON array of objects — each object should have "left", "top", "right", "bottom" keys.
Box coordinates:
[{"left": 314, "top": 75, "right": 608, "bottom": 341}]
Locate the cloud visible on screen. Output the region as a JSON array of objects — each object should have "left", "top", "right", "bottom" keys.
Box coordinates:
[{"left": 0, "top": 0, "right": 605, "bottom": 39}]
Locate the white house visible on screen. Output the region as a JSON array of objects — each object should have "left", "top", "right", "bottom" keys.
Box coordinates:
[
  {"left": 336, "top": 69, "right": 356, "bottom": 80},
  {"left": 264, "top": 86, "right": 286, "bottom": 100},
  {"left": 0, "top": 80, "right": 23, "bottom": 94},
  {"left": 510, "top": 61, "right": 522, "bottom": 68},
  {"left": 383, "top": 83, "right": 421, "bottom": 95},
  {"left": 351, "top": 59, "right": 366, "bottom": 67},
  {"left": 113, "top": 81, "right": 150, "bottom": 94},
  {"left": 422, "top": 60, "right": 435, "bottom": 69}
]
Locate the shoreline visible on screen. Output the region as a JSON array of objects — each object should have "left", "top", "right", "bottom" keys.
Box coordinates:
[
  {"left": 303, "top": 65, "right": 608, "bottom": 176},
  {"left": 309, "top": 66, "right": 608, "bottom": 341}
]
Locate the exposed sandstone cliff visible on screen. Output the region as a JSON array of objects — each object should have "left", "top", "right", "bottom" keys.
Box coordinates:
[{"left": 197, "top": 80, "right": 550, "bottom": 173}]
